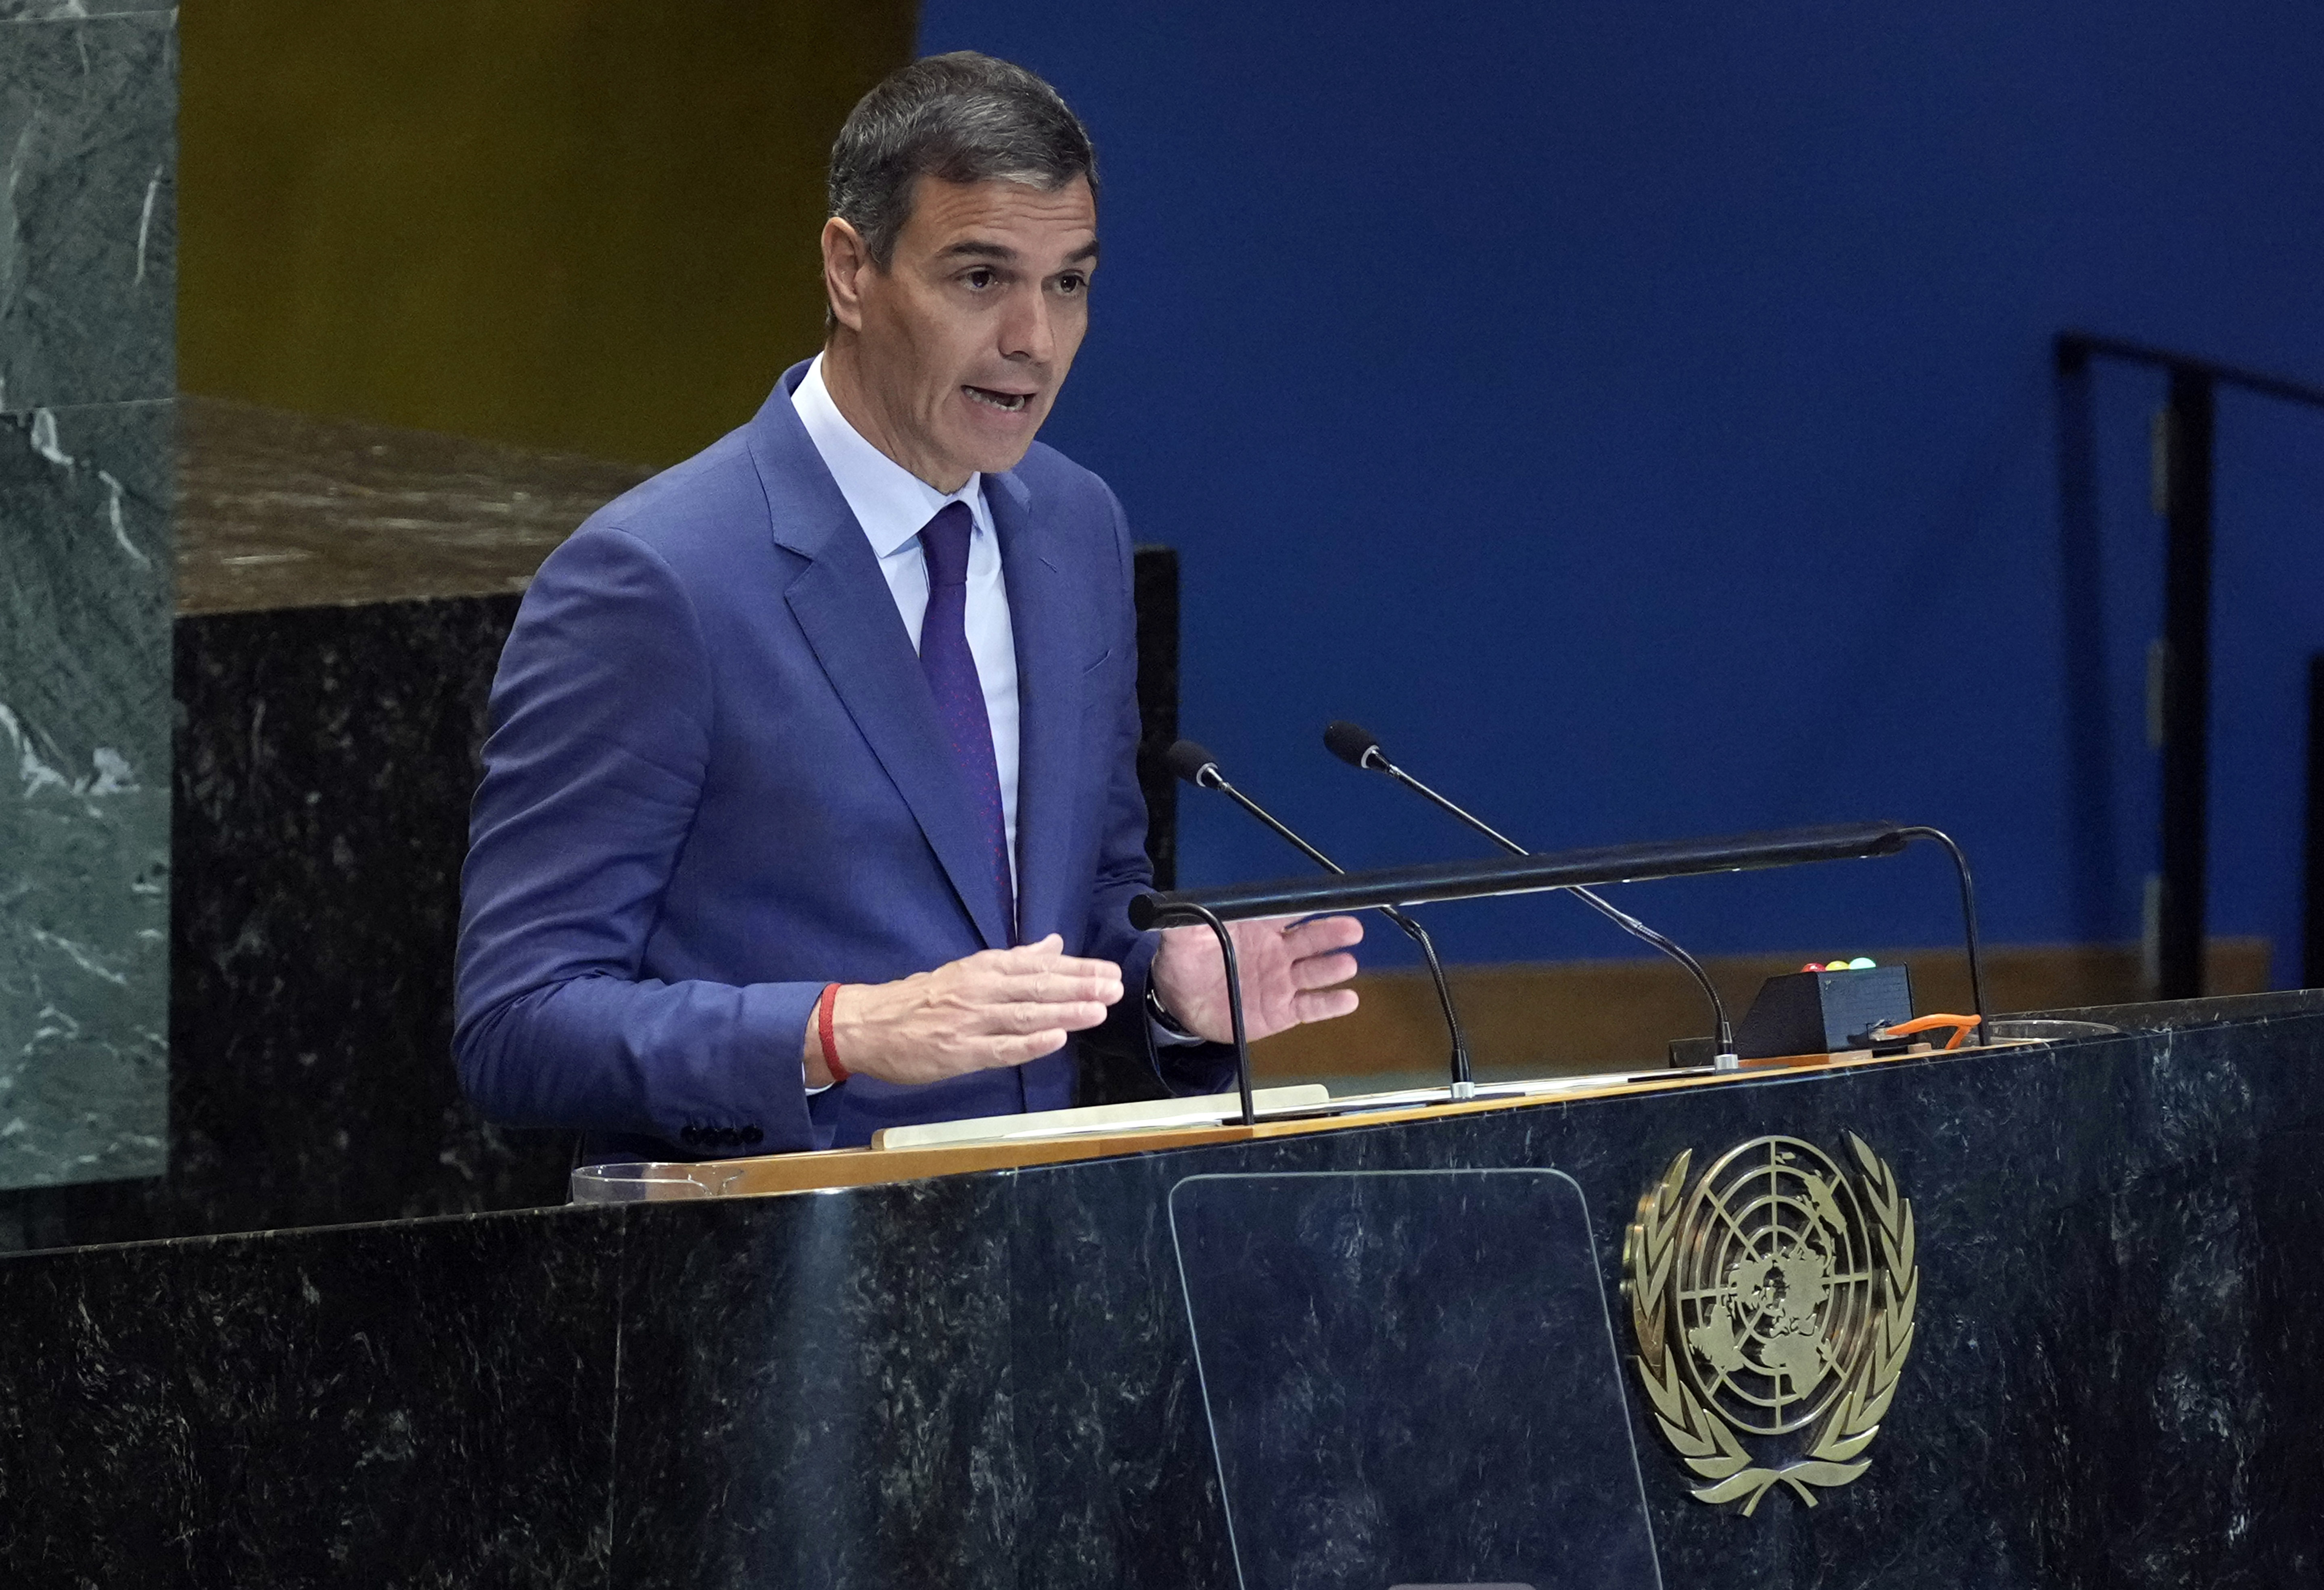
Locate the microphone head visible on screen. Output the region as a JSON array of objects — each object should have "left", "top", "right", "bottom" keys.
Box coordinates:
[
  {"left": 1323, "top": 720, "right": 1386, "bottom": 771},
  {"left": 1164, "top": 739, "right": 1223, "bottom": 788}
]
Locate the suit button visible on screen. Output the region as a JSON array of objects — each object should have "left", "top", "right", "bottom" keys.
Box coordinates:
[
  {"left": 718, "top": 1128, "right": 740, "bottom": 1148},
  {"left": 679, "top": 1126, "right": 700, "bottom": 1146},
  {"left": 742, "top": 1127, "right": 764, "bottom": 1146}
]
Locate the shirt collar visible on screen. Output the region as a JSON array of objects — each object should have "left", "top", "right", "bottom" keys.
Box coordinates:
[{"left": 792, "top": 353, "right": 985, "bottom": 561}]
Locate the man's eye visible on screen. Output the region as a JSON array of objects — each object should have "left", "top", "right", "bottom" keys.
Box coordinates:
[
  {"left": 1055, "top": 274, "right": 1086, "bottom": 296},
  {"left": 965, "top": 268, "right": 996, "bottom": 289}
]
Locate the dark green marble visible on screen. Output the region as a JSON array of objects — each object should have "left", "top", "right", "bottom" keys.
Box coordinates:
[
  {"left": 0, "top": 12, "right": 176, "bottom": 409},
  {"left": 0, "top": 2, "right": 178, "bottom": 20},
  {"left": 0, "top": 4, "right": 176, "bottom": 1192},
  {"left": 0, "top": 400, "right": 171, "bottom": 1189}
]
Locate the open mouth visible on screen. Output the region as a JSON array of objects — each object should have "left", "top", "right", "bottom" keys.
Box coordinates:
[{"left": 963, "top": 385, "right": 1032, "bottom": 413}]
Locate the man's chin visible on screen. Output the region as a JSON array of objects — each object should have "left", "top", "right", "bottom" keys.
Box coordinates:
[
  {"left": 945, "top": 429, "right": 1042, "bottom": 478},
  {"left": 975, "top": 440, "right": 1039, "bottom": 475},
  {"left": 947, "top": 391, "right": 1051, "bottom": 475}
]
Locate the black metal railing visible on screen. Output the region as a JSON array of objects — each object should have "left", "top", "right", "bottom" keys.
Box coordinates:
[
  {"left": 2308, "top": 653, "right": 2324, "bottom": 990},
  {"left": 2054, "top": 333, "right": 2324, "bottom": 998}
]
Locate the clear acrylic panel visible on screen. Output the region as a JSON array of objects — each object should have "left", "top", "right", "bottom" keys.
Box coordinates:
[
  {"left": 1168, "top": 1170, "right": 1661, "bottom": 1590},
  {"left": 567, "top": 1161, "right": 741, "bottom": 1203}
]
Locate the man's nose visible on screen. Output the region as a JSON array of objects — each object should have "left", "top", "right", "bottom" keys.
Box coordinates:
[{"left": 999, "top": 286, "right": 1055, "bottom": 366}]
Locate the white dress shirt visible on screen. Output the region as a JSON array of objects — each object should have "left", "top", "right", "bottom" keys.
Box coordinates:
[
  {"left": 792, "top": 355, "right": 1020, "bottom": 886},
  {"left": 794, "top": 353, "right": 1199, "bottom": 1078},
  {"left": 790, "top": 358, "right": 1189, "bottom": 1077}
]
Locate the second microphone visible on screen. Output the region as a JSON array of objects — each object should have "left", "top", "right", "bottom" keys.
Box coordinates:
[{"left": 1163, "top": 739, "right": 1476, "bottom": 1096}]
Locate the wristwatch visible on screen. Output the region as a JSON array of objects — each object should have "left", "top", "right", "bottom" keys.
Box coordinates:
[{"left": 1145, "top": 981, "right": 1200, "bottom": 1042}]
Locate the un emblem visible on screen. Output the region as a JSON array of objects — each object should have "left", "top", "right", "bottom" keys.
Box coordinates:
[{"left": 1621, "top": 1134, "right": 1919, "bottom": 1514}]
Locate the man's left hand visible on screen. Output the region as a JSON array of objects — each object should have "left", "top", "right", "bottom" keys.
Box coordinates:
[{"left": 1149, "top": 914, "right": 1364, "bottom": 1045}]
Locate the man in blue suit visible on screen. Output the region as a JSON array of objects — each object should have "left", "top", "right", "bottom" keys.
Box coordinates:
[{"left": 455, "top": 53, "right": 1363, "bottom": 1158}]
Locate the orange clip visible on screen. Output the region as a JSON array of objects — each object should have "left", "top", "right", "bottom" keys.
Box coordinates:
[{"left": 1874, "top": 1013, "right": 1983, "bottom": 1051}]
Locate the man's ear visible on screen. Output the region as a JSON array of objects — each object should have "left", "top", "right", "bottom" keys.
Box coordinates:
[{"left": 821, "top": 218, "right": 873, "bottom": 334}]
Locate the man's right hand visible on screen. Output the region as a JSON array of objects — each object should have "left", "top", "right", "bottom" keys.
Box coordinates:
[{"left": 805, "top": 933, "right": 1123, "bottom": 1087}]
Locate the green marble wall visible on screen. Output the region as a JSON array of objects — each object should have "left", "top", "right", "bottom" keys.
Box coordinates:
[{"left": 0, "top": 0, "right": 176, "bottom": 1188}]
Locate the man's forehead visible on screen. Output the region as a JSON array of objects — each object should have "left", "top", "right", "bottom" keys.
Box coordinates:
[{"left": 907, "top": 174, "right": 1098, "bottom": 256}]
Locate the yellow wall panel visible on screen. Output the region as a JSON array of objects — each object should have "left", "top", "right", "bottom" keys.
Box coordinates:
[{"left": 180, "top": 0, "right": 917, "bottom": 464}]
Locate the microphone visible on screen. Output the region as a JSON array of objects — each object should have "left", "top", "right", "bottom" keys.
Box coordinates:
[
  {"left": 1164, "top": 739, "right": 1478, "bottom": 1096},
  {"left": 1324, "top": 720, "right": 1740, "bottom": 1070}
]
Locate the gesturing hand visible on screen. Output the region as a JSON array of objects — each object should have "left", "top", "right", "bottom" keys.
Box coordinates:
[
  {"left": 808, "top": 935, "right": 1123, "bottom": 1087},
  {"left": 1149, "top": 914, "right": 1364, "bottom": 1046}
]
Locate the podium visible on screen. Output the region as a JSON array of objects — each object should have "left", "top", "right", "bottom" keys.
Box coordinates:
[{"left": 1, "top": 992, "right": 2322, "bottom": 1586}]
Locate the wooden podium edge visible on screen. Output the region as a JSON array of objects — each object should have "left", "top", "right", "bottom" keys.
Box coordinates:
[{"left": 640, "top": 1043, "right": 2027, "bottom": 1202}]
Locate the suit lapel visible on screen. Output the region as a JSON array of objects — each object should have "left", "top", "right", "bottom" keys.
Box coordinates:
[
  {"left": 750, "top": 369, "right": 1014, "bottom": 951},
  {"left": 989, "top": 470, "right": 1083, "bottom": 949}
]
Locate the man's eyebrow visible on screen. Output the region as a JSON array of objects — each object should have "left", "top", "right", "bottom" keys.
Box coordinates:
[{"left": 935, "top": 238, "right": 1101, "bottom": 266}]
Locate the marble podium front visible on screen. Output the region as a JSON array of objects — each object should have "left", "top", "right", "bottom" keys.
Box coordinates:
[{"left": 0, "top": 991, "right": 2318, "bottom": 1587}]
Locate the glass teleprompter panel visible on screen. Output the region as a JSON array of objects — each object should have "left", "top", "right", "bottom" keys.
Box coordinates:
[{"left": 1170, "top": 1170, "right": 1661, "bottom": 1590}]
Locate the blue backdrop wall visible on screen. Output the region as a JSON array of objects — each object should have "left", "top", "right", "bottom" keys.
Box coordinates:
[{"left": 916, "top": 0, "right": 2324, "bottom": 978}]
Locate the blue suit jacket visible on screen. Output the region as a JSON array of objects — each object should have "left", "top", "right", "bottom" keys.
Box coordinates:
[{"left": 454, "top": 362, "right": 1231, "bottom": 1156}]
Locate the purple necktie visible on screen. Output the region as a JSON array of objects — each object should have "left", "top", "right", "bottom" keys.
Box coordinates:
[{"left": 917, "top": 501, "right": 1014, "bottom": 943}]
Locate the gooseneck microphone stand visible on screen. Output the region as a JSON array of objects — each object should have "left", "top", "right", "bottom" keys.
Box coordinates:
[
  {"left": 1324, "top": 721, "right": 1741, "bottom": 1069},
  {"left": 1165, "top": 740, "right": 1477, "bottom": 1097}
]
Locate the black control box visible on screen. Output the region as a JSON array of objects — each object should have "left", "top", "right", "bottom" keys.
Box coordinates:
[{"left": 1735, "top": 965, "right": 1914, "bottom": 1059}]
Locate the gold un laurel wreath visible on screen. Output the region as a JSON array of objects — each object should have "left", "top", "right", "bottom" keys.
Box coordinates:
[{"left": 1621, "top": 1132, "right": 1918, "bottom": 1515}]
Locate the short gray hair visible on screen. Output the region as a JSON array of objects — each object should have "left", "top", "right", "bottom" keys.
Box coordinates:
[{"left": 828, "top": 52, "right": 1097, "bottom": 271}]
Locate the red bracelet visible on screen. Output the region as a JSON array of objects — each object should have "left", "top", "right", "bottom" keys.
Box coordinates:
[{"left": 815, "top": 982, "right": 848, "bottom": 1084}]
